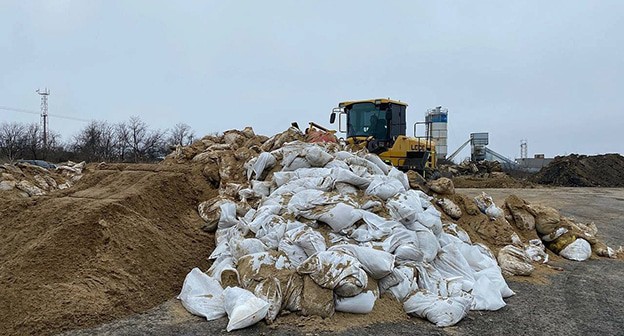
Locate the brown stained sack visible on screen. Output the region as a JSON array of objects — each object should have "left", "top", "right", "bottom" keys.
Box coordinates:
[
  {"left": 301, "top": 275, "right": 335, "bottom": 318},
  {"left": 497, "top": 245, "right": 534, "bottom": 276},
  {"left": 237, "top": 251, "right": 299, "bottom": 323},
  {"left": 504, "top": 195, "right": 536, "bottom": 231},
  {"left": 428, "top": 177, "right": 455, "bottom": 195},
  {"left": 437, "top": 198, "right": 462, "bottom": 219},
  {"left": 529, "top": 205, "right": 561, "bottom": 235}
]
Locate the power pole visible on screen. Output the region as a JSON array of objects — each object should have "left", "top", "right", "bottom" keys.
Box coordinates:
[{"left": 36, "top": 88, "right": 50, "bottom": 150}]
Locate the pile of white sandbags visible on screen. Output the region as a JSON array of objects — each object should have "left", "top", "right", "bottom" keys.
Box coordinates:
[{"left": 180, "top": 141, "right": 514, "bottom": 331}]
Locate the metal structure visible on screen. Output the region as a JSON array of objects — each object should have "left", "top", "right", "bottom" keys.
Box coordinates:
[
  {"left": 520, "top": 139, "right": 528, "bottom": 159},
  {"left": 36, "top": 88, "right": 50, "bottom": 149},
  {"left": 425, "top": 106, "right": 448, "bottom": 160},
  {"left": 470, "top": 132, "right": 489, "bottom": 161}
]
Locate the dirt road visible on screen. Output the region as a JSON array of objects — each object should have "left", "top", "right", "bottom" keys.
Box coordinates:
[{"left": 63, "top": 187, "right": 624, "bottom": 336}]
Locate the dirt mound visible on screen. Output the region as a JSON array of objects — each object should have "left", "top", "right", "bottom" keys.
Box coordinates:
[
  {"left": 532, "top": 153, "right": 624, "bottom": 187},
  {"left": 453, "top": 175, "right": 536, "bottom": 189},
  {"left": 0, "top": 163, "right": 216, "bottom": 336}
]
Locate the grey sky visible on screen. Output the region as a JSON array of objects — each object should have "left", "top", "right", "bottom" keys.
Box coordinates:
[{"left": 1, "top": 0, "right": 623, "bottom": 160}]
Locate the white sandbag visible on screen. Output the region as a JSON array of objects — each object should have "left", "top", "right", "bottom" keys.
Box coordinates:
[
  {"left": 497, "top": 245, "right": 534, "bottom": 276},
  {"left": 380, "top": 265, "right": 418, "bottom": 302},
  {"left": 177, "top": 268, "right": 226, "bottom": 321},
  {"left": 272, "top": 171, "right": 296, "bottom": 187},
  {"left": 218, "top": 202, "right": 240, "bottom": 229},
  {"left": 317, "top": 202, "right": 363, "bottom": 232},
  {"left": 474, "top": 265, "right": 515, "bottom": 298},
  {"left": 223, "top": 286, "right": 270, "bottom": 331},
  {"left": 329, "top": 244, "right": 395, "bottom": 279},
  {"left": 230, "top": 238, "right": 269, "bottom": 261},
  {"left": 391, "top": 229, "right": 440, "bottom": 263},
  {"left": 417, "top": 206, "right": 443, "bottom": 236},
  {"left": 249, "top": 152, "right": 276, "bottom": 180},
  {"left": 485, "top": 204, "right": 504, "bottom": 219},
  {"left": 356, "top": 211, "right": 401, "bottom": 242},
  {"left": 297, "top": 251, "right": 368, "bottom": 297},
  {"left": 255, "top": 216, "right": 288, "bottom": 249},
  {"left": 335, "top": 182, "right": 359, "bottom": 195},
  {"left": 388, "top": 167, "right": 410, "bottom": 191},
  {"left": 290, "top": 227, "right": 327, "bottom": 257},
  {"left": 324, "top": 159, "right": 351, "bottom": 170},
  {"left": 365, "top": 176, "right": 406, "bottom": 200},
  {"left": 403, "top": 278, "right": 472, "bottom": 327},
  {"left": 471, "top": 274, "right": 506, "bottom": 311},
  {"left": 333, "top": 167, "right": 371, "bottom": 189},
  {"left": 278, "top": 239, "right": 309, "bottom": 268},
  {"left": 455, "top": 242, "right": 498, "bottom": 272},
  {"left": 559, "top": 238, "right": 591, "bottom": 261},
  {"left": 251, "top": 180, "right": 272, "bottom": 197},
  {"left": 525, "top": 239, "right": 549, "bottom": 263},
  {"left": 365, "top": 153, "right": 390, "bottom": 175},
  {"left": 432, "top": 243, "right": 475, "bottom": 291},
  {"left": 303, "top": 145, "right": 334, "bottom": 167},
  {"left": 437, "top": 198, "right": 462, "bottom": 220},
  {"left": 445, "top": 223, "right": 471, "bottom": 244},
  {"left": 335, "top": 290, "right": 377, "bottom": 314},
  {"left": 207, "top": 256, "right": 240, "bottom": 286}
]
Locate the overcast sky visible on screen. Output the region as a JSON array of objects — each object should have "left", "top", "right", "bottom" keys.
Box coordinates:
[{"left": 1, "top": 0, "right": 622, "bottom": 159}]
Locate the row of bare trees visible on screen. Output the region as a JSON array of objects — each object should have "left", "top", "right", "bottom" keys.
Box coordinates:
[{"left": 0, "top": 116, "right": 195, "bottom": 163}]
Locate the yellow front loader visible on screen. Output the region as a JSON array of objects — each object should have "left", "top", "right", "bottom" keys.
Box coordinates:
[{"left": 329, "top": 98, "right": 436, "bottom": 174}]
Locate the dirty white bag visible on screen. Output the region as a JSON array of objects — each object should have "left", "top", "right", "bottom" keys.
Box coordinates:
[
  {"left": 249, "top": 152, "right": 276, "bottom": 180},
  {"left": 525, "top": 239, "right": 549, "bottom": 263},
  {"left": 297, "top": 251, "right": 368, "bottom": 297},
  {"left": 388, "top": 167, "right": 410, "bottom": 191},
  {"left": 317, "top": 202, "right": 363, "bottom": 232},
  {"left": 474, "top": 265, "right": 514, "bottom": 299},
  {"left": 432, "top": 243, "right": 476, "bottom": 291},
  {"left": 403, "top": 278, "right": 472, "bottom": 327},
  {"left": 497, "top": 245, "right": 534, "bottom": 276},
  {"left": 559, "top": 238, "right": 591, "bottom": 261},
  {"left": 218, "top": 202, "right": 239, "bottom": 229},
  {"left": 329, "top": 244, "right": 395, "bottom": 279},
  {"left": 335, "top": 290, "right": 377, "bottom": 314},
  {"left": 365, "top": 153, "right": 390, "bottom": 175},
  {"left": 223, "top": 286, "right": 270, "bottom": 331},
  {"left": 178, "top": 268, "right": 226, "bottom": 320},
  {"left": 380, "top": 266, "right": 418, "bottom": 302},
  {"left": 470, "top": 274, "right": 506, "bottom": 311},
  {"left": 417, "top": 206, "right": 443, "bottom": 236},
  {"left": 365, "top": 176, "right": 406, "bottom": 200}
]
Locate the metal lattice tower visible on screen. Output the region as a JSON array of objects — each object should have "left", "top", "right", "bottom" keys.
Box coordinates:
[
  {"left": 520, "top": 139, "right": 528, "bottom": 159},
  {"left": 36, "top": 88, "right": 50, "bottom": 149}
]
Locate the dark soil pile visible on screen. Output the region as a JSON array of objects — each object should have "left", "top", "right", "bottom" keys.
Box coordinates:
[
  {"left": 0, "top": 163, "right": 216, "bottom": 336},
  {"left": 532, "top": 154, "right": 624, "bottom": 187}
]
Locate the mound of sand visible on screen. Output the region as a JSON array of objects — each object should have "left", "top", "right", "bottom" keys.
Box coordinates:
[
  {"left": 0, "top": 164, "right": 216, "bottom": 336},
  {"left": 532, "top": 154, "right": 624, "bottom": 187}
]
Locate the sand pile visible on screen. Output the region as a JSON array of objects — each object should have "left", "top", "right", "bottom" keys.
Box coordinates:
[
  {"left": 0, "top": 163, "right": 216, "bottom": 336},
  {"left": 532, "top": 153, "right": 624, "bottom": 187}
]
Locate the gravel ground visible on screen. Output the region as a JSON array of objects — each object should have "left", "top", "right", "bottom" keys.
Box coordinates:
[{"left": 63, "top": 188, "right": 624, "bottom": 336}]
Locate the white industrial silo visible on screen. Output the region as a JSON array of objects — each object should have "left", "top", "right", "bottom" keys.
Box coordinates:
[{"left": 425, "top": 106, "right": 448, "bottom": 160}]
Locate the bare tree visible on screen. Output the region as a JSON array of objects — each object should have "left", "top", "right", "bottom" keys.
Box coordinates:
[
  {"left": 168, "top": 123, "right": 195, "bottom": 147},
  {"left": 127, "top": 116, "right": 167, "bottom": 162},
  {"left": 114, "top": 121, "right": 131, "bottom": 162},
  {"left": 0, "top": 122, "right": 26, "bottom": 161},
  {"left": 23, "top": 123, "right": 43, "bottom": 160}
]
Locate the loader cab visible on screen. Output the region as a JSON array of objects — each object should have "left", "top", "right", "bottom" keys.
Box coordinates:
[{"left": 330, "top": 99, "right": 407, "bottom": 152}]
